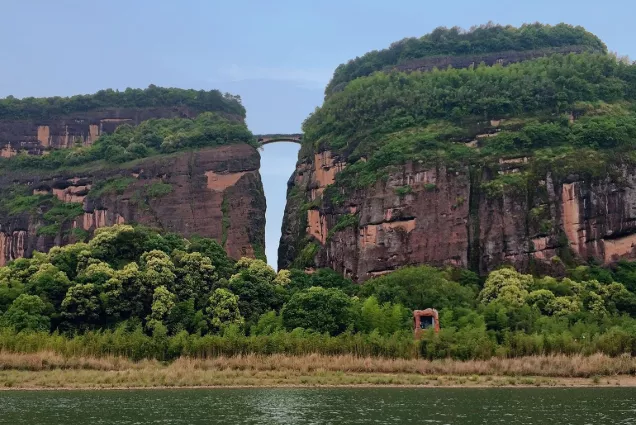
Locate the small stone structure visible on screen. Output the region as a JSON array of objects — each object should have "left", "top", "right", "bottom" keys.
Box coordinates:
[{"left": 413, "top": 309, "right": 440, "bottom": 337}]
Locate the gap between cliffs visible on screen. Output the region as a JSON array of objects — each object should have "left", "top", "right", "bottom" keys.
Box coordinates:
[{"left": 259, "top": 142, "right": 301, "bottom": 269}]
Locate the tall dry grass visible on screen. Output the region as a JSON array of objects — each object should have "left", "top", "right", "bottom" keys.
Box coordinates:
[{"left": 2, "top": 351, "right": 635, "bottom": 378}]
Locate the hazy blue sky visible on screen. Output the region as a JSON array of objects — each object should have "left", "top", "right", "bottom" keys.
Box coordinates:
[{"left": 1, "top": 0, "right": 634, "bottom": 267}]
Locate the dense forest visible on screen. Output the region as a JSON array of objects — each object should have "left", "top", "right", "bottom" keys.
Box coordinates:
[
  {"left": 324, "top": 23, "right": 607, "bottom": 96},
  {"left": 0, "top": 85, "right": 246, "bottom": 120},
  {"left": 2, "top": 224, "right": 636, "bottom": 360}
]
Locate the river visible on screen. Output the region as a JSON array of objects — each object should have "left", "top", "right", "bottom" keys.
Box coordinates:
[{"left": 1, "top": 387, "right": 634, "bottom": 424}]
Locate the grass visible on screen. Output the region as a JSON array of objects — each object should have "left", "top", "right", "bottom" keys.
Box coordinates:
[
  {"left": 221, "top": 193, "right": 230, "bottom": 247},
  {"left": 1, "top": 352, "right": 636, "bottom": 389},
  {"left": 326, "top": 214, "right": 359, "bottom": 240},
  {"left": 88, "top": 177, "right": 135, "bottom": 199},
  {"left": 145, "top": 182, "right": 173, "bottom": 198}
]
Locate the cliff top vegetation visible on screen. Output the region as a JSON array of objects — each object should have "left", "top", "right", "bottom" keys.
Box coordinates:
[
  {"left": 305, "top": 52, "right": 636, "bottom": 197},
  {"left": 0, "top": 85, "right": 246, "bottom": 120},
  {"left": 325, "top": 22, "right": 607, "bottom": 96}
]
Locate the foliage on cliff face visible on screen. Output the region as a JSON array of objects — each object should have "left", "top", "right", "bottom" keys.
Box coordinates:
[
  {"left": 303, "top": 52, "right": 636, "bottom": 197},
  {"left": 0, "top": 112, "right": 256, "bottom": 172},
  {"left": 0, "top": 85, "right": 246, "bottom": 120},
  {"left": 325, "top": 23, "right": 607, "bottom": 96},
  {"left": 0, "top": 186, "right": 84, "bottom": 237}
]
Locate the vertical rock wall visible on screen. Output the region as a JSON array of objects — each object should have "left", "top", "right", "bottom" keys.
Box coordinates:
[
  {"left": 280, "top": 147, "right": 636, "bottom": 282},
  {"left": 0, "top": 144, "right": 265, "bottom": 265}
]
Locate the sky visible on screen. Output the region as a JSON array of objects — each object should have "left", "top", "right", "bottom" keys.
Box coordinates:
[{"left": 1, "top": 0, "right": 635, "bottom": 267}]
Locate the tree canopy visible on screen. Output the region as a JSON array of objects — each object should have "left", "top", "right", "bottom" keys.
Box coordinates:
[
  {"left": 1, "top": 227, "right": 636, "bottom": 360},
  {"left": 325, "top": 23, "right": 607, "bottom": 96},
  {"left": 0, "top": 85, "right": 245, "bottom": 120}
]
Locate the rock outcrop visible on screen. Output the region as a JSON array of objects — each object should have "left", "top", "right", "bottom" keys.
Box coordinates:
[
  {"left": 0, "top": 143, "right": 265, "bottom": 265},
  {"left": 391, "top": 46, "right": 592, "bottom": 74},
  {"left": 279, "top": 142, "right": 636, "bottom": 282},
  {"left": 0, "top": 106, "right": 201, "bottom": 156}
]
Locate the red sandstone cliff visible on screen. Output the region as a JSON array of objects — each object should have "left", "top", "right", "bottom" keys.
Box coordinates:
[
  {"left": 279, "top": 132, "right": 636, "bottom": 281},
  {"left": 0, "top": 143, "right": 265, "bottom": 265},
  {"left": 0, "top": 106, "right": 204, "bottom": 157}
]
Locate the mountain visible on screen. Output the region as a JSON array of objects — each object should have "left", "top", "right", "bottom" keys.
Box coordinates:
[{"left": 279, "top": 23, "right": 636, "bottom": 281}]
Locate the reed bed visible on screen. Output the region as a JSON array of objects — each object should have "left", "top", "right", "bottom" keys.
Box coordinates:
[{"left": 1, "top": 351, "right": 635, "bottom": 378}]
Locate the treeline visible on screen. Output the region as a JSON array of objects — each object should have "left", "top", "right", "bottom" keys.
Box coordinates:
[
  {"left": 0, "top": 112, "right": 256, "bottom": 171},
  {"left": 325, "top": 23, "right": 607, "bottom": 96},
  {"left": 0, "top": 85, "right": 246, "bottom": 120},
  {"left": 2, "top": 224, "right": 636, "bottom": 359}
]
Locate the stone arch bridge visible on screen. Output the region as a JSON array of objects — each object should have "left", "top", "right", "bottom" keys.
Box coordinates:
[{"left": 256, "top": 134, "right": 302, "bottom": 145}]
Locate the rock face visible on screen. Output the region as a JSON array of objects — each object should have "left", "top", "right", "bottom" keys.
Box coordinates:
[
  {"left": 392, "top": 46, "right": 592, "bottom": 74},
  {"left": 0, "top": 106, "right": 201, "bottom": 156},
  {"left": 279, "top": 144, "right": 636, "bottom": 282},
  {"left": 0, "top": 143, "right": 265, "bottom": 265}
]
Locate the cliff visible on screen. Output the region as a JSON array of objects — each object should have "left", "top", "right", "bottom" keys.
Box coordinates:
[
  {"left": 0, "top": 86, "right": 245, "bottom": 157},
  {"left": 279, "top": 136, "right": 636, "bottom": 281},
  {"left": 0, "top": 143, "right": 264, "bottom": 265},
  {"left": 0, "top": 87, "right": 263, "bottom": 265},
  {"left": 279, "top": 23, "right": 636, "bottom": 281}
]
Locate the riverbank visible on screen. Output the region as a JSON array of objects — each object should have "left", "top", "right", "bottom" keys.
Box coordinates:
[{"left": 1, "top": 352, "right": 635, "bottom": 389}]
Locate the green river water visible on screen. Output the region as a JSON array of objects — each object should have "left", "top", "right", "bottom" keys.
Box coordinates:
[{"left": 0, "top": 387, "right": 634, "bottom": 424}]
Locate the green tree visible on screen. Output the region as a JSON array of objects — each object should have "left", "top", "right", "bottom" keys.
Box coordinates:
[
  {"left": 281, "top": 287, "right": 354, "bottom": 335},
  {"left": 146, "top": 285, "right": 176, "bottom": 333},
  {"left": 0, "top": 268, "right": 25, "bottom": 313},
  {"left": 187, "top": 237, "right": 235, "bottom": 280},
  {"left": 250, "top": 310, "right": 283, "bottom": 335},
  {"left": 171, "top": 250, "right": 218, "bottom": 308},
  {"left": 140, "top": 250, "right": 176, "bottom": 289},
  {"left": 109, "top": 262, "right": 149, "bottom": 319},
  {"left": 309, "top": 268, "right": 357, "bottom": 296},
  {"left": 359, "top": 296, "right": 410, "bottom": 335},
  {"left": 166, "top": 299, "right": 197, "bottom": 334},
  {"left": 526, "top": 289, "right": 555, "bottom": 314},
  {"left": 360, "top": 266, "right": 476, "bottom": 310},
  {"left": 61, "top": 283, "right": 101, "bottom": 328},
  {"left": 479, "top": 268, "right": 533, "bottom": 307},
  {"left": 228, "top": 258, "right": 286, "bottom": 323},
  {"left": 205, "top": 288, "right": 244, "bottom": 332},
  {"left": 0, "top": 294, "right": 50, "bottom": 332},
  {"left": 76, "top": 261, "right": 115, "bottom": 286},
  {"left": 25, "top": 263, "right": 71, "bottom": 311},
  {"left": 47, "top": 243, "right": 91, "bottom": 280}
]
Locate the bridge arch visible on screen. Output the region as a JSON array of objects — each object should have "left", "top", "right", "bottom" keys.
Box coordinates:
[{"left": 256, "top": 134, "right": 303, "bottom": 145}]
